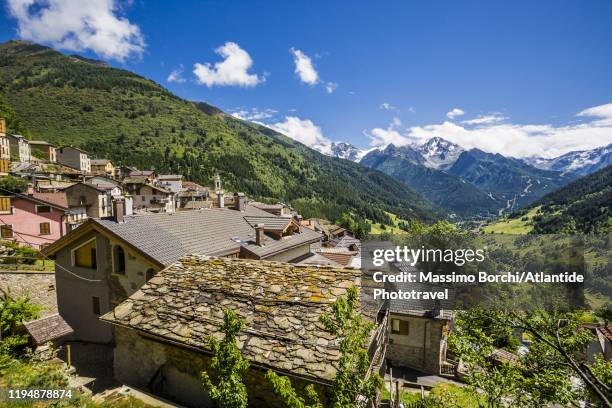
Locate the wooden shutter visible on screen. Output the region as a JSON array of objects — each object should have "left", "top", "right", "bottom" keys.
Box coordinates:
[
  {"left": 0, "top": 197, "right": 11, "bottom": 214},
  {"left": 39, "top": 222, "right": 50, "bottom": 235}
]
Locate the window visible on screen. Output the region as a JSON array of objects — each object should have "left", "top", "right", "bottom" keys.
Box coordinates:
[
  {"left": 39, "top": 222, "right": 50, "bottom": 235},
  {"left": 92, "top": 296, "right": 101, "bottom": 315},
  {"left": 391, "top": 319, "right": 400, "bottom": 334},
  {"left": 113, "top": 245, "right": 126, "bottom": 274},
  {"left": 36, "top": 205, "right": 51, "bottom": 213},
  {"left": 0, "top": 196, "right": 12, "bottom": 214},
  {"left": 1, "top": 224, "right": 13, "bottom": 238},
  {"left": 391, "top": 319, "right": 409, "bottom": 336},
  {"left": 145, "top": 268, "right": 155, "bottom": 281},
  {"left": 73, "top": 239, "right": 97, "bottom": 269}
]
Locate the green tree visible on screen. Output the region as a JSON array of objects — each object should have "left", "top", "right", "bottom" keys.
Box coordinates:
[
  {"left": 266, "top": 371, "right": 323, "bottom": 408},
  {"left": 0, "top": 289, "right": 41, "bottom": 366},
  {"left": 268, "top": 287, "right": 382, "bottom": 408},
  {"left": 450, "top": 309, "right": 612, "bottom": 407},
  {"left": 0, "top": 176, "right": 29, "bottom": 194},
  {"left": 201, "top": 309, "right": 249, "bottom": 408}
]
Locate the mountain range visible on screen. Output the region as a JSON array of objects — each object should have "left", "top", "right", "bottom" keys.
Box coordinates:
[
  {"left": 0, "top": 40, "right": 438, "bottom": 225},
  {"left": 355, "top": 137, "right": 612, "bottom": 218}
]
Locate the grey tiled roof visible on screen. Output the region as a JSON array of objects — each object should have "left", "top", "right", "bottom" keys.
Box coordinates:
[
  {"left": 243, "top": 215, "right": 292, "bottom": 231},
  {"left": 95, "top": 205, "right": 322, "bottom": 265},
  {"left": 23, "top": 313, "right": 73, "bottom": 346},
  {"left": 100, "top": 255, "right": 370, "bottom": 382},
  {"left": 386, "top": 263, "right": 453, "bottom": 320}
]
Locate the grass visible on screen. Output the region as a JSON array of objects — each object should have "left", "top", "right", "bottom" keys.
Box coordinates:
[
  {"left": 369, "top": 211, "right": 409, "bottom": 235},
  {"left": 380, "top": 383, "right": 481, "bottom": 407},
  {"left": 0, "top": 358, "right": 158, "bottom": 407},
  {"left": 481, "top": 206, "right": 540, "bottom": 234}
]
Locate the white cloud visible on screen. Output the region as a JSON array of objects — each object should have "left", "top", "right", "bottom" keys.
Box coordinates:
[
  {"left": 446, "top": 108, "right": 465, "bottom": 119},
  {"left": 380, "top": 102, "right": 397, "bottom": 111},
  {"left": 193, "top": 42, "right": 263, "bottom": 87},
  {"left": 267, "top": 116, "right": 332, "bottom": 154},
  {"left": 167, "top": 65, "right": 185, "bottom": 83},
  {"left": 366, "top": 102, "right": 612, "bottom": 158},
  {"left": 366, "top": 117, "right": 412, "bottom": 147},
  {"left": 290, "top": 48, "right": 319, "bottom": 85},
  {"left": 577, "top": 103, "right": 612, "bottom": 125},
  {"left": 461, "top": 114, "right": 506, "bottom": 126},
  {"left": 7, "top": 0, "right": 145, "bottom": 61},
  {"left": 231, "top": 108, "right": 277, "bottom": 122},
  {"left": 325, "top": 82, "right": 338, "bottom": 94}
]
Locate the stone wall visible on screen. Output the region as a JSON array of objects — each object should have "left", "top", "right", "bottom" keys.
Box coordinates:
[
  {"left": 387, "top": 314, "right": 444, "bottom": 374},
  {"left": 113, "top": 327, "right": 331, "bottom": 408}
]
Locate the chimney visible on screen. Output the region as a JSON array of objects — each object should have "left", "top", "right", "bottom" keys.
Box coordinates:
[
  {"left": 234, "top": 192, "right": 246, "bottom": 211},
  {"left": 26, "top": 183, "right": 34, "bottom": 195},
  {"left": 214, "top": 174, "right": 221, "bottom": 191},
  {"left": 255, "top": 224, "right": 265, "bottom": 246},
  {"left": 0, "top": 118, "right": 5, "bottom": 134},
  {"left": 112, "top": 197, "right": 125, "bottom": 223},
  {"left": 216, "top": 190, "right": 224, "bottom": 208}
]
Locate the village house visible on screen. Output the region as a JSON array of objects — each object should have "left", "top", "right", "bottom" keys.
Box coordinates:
[
  {"left": 57, "top": 146, "right": 90, "bottom": 173},
  {"left": 64, "top": 182, "right": 124, "bottom": 219},
  {"left": 250, "top": 202, "right": 293, "bottom": 217},
  {"left": 157, "top": 174, "right": 183, "bottom": 193},
  {"left": 122, "top": 178, "right": 174, "bottom": 213},
  {"left": 41, "top": 201, "right": 323, "bottom": 343},
  {"left": 0, "top": 118, "right": 10, "bottom": 175},
  {"left": 29, "top": 141, "right": 58, "bottom": 163},
  {"left": 301, "top": 218, "right": 346, "bottom": 241},
  {"left": 7, "top": 134, "right": 31, "bottom": 163},
  {"left": 383, "top": 263, "right": 453, "bottom": 375},
  {"left": 0, "top": 188, "right": 86, "bottom": 249},
  {"left": 178, "top": 180, "right": 209, "bottom": 208},
  {"left": 90, "top": 159, "right": 115, "bottom": 177},
  {"left": 99, "top": 255, "right": 387, "bottom": 408}
]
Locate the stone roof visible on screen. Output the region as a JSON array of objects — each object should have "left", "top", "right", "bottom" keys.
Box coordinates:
[
  {"left": 23, "top": 313, "right": 73, "bottom": 346},
  {"left": 86, "top": 204, "right": 322, "bottom": 265},
  {"left": 101, "top": 255, "right": 369, "bottom": 382},
  {"left": 158, "top": 174, "right": 183, "bottom": 180}
]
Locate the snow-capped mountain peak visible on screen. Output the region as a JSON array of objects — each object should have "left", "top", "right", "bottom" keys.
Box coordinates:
[
  {"left": 329, "top": 141, "right": 364, "bottom": 162},
  {"left": 523, "top": 143, "right": 612, "bottom": 176},
  {"left": 417, "top": 137, "right": 464, "bottom": 169}
]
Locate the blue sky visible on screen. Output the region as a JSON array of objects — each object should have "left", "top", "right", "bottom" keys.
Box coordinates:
[{"left": 1, "top": 0, "right": 612, "bottom": 157}]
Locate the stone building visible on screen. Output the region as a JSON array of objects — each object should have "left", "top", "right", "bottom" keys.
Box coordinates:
[
  {"left": 29, "top": 141, "right": 58, "bottom": 162},
  {"left": 385, "top": 263, "right": 452, "bottom": 375},
  {"left": 100, "top": 255, "right": 387, "bottom": 408},
  {"left": 57, "top": 146, "right": 90, "bottom": 173},
  {"left": 41, "top": 204, "right": 323, "bottom": 343},
  {"left": 0, "top": 118, "right": 11, "bottom": 174},
  {"left": 7, "top": 134, "right": 31, "bottom": 163}
]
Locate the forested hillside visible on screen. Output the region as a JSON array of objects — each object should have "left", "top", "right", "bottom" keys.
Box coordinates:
[
  {"left": 493, "top": 165, "right": 612, "bottom": 234},
  {"left": 0, "top": 40, "right": 439, "bottom": 223}
]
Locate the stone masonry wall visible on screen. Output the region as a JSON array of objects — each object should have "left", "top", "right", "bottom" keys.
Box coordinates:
[{"left": 113, "top": 327, "right": 331, "bottom": 408}]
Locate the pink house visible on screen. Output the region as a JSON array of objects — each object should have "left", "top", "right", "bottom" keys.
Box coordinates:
[{"left": 0, "top": 190, "right": 87, "bottom": 249}]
